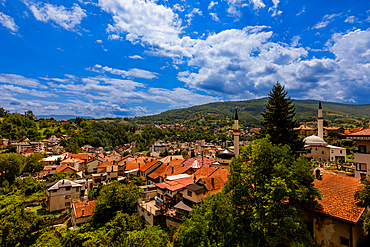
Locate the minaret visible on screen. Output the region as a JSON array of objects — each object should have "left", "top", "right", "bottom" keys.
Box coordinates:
[
  {"left": 131, "top": 142, "right": 136, "bottom": 156},
  {"left": 318, "top": 101, "right": 323, "bottom": 139},
  {"left": 233, "top": 108, "right": 240, "bottom": 156}
]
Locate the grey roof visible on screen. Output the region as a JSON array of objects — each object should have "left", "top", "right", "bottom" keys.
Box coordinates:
[
  {"left": 174, "top": 200, "right": 193, "bottom": 212},
  {"left": 217, "top": 149, "right": 235, "bottom": 158},
  {"left": 185, "top": 183, "right": 207, "bottom": 195},
  {"left": 47, "top": 179, "right": 82, "bottom": 191}
]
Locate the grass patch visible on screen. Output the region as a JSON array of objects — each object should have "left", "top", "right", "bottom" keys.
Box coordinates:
[
  {"left": 24, "top": 191, "right": 45, "bottom": 203},
  {"left": 28, "top": 205, "right": 68, "bottom": 219}
]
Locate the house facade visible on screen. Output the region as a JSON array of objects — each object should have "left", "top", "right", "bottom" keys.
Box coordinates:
[
  {"left": 45, "top": 179, "right": 83, "bottom": 212},
  {"left": 71, "top": 200, "right": 96, "bottom": 227},
  {"left": 347, "top": 128, "right": 370, "bottom": 179}
]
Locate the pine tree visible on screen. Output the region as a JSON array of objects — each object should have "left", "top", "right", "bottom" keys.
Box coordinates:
[{"left": 260, "top": 82, "right": 303, "bottom": 154}]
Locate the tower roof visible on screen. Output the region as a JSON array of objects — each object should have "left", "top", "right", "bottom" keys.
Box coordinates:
[
  {"left": 319, "top": 101, "right": 322, "bottom": 109},
  {"left": 235, "top": 108, "right": 238, "bottom": 121}
]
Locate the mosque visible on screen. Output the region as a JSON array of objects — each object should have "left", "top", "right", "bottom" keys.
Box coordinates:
[{"left": 303, "top": 102, "right": 346, "bottom": 163}]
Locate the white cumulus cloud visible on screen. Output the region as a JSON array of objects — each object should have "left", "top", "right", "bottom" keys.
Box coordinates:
[
  {"left": 25, "top": 1, "right": 87, "bottom": 31},
  {"left": 0, "top": 12, "right": 19, "bottom": 32}
]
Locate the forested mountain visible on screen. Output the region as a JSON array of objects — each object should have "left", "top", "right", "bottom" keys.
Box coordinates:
[{"left": 100, "top": 98, "right": 370, "bottom": 128}]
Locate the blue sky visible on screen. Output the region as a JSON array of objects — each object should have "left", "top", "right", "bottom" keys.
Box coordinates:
[{"left": 1, "top": 0, "right": 370, "bottom": 118}]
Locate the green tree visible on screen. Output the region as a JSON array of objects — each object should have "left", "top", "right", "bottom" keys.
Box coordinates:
[
  {"left": 175, "top": 192, "right": 236, "bottom": 247},
  {"left": 91, "top": 182, "right": 142, "bottom": 225},
  {"left": 0, "top": 192, "right": 44, "bottom": 246},
  {"left": 260, "top": 82, "right": 302, "bottom": 155},
  {"left": 0, "top": 107, "right": 8, "bottom": 117},
  {"left": 121, "top": 225, "right": 170, "bottom": 247},
  {"left": 355, "top": 179, "right": 370, "bottom": 234},
  {"left": 23, "top": 153, "right": 45, "bottom": 174},
  {"left": 0, "top": 153, "right": 24, "bottom": 185},
  {"left": 223, "top": 138, "right": 321, "bottom": 246},
  {"left": 24, "top": 110, "right": 35, "bottom": 120},
  {"left": 181, "top": 149, "right": 189, "bottom": 157}
]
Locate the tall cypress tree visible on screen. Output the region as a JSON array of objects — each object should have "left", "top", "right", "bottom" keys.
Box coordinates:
[{"left": 260, "top": 82, "right": 303, "bottom": 154}]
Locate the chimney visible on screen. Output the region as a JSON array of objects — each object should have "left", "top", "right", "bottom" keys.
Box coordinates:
[
  {"left": 211, "top": 177, "right": 215, "bottom": 188},
  {"left": 82, "top": 209, "right": 84, "bottom": 217},
  {"left": 193, "top": 175, "right": 196, "bottom": 183}
]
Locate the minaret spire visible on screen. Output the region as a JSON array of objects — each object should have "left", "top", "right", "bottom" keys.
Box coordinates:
[
  {"left": 233, "top": 108, "right": 240, "bottom": 156},
  {"left": 318, "top": 101, "right": 323, "bottom": 139}
]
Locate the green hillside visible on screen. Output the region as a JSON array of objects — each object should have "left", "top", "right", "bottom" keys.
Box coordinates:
[{"left": 120, "top": 98, "right": 370, "bottom": 128}]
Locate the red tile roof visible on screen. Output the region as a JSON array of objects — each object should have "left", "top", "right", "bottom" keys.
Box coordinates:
[
  {"left": 294, "top": 125, "right": 314, "bottom": 130},
  {"left": 22, "top": 148, "right": 34, "bottom": 154},
  {"left": 73, "top": 201, "right": 96, "bottom": 218},
  {"left": 70, "top": 153, "right": 94, "bottom": 161},
  {"left": 156, "top": 177, "right": 194, "bottom": 192},
  {"left": 56, "top": 164, "right": 77, "bottom": 173},
  {"left": 97, "top": 160, "right": 113, "bottom": 168},
  {"left": 183, "top": 157, "right": 215, "bottom": 168},
  {"left": 202, "top": 175, "right": 228, "bottom": 191},
  {"left": 139, "top": 159, "right": 160, "bottom": 172},
  {"left": 97, "top": 154, "right": 114, "bottom": 163},
  {"left": 323, "top": 126, "right": 343, "bottom": 130},
  {"left": 117, "top": 155, "right": 133, "bottom": 163},
  {"left": 193, "top": 166, "right": 218, "bottom": 178},
  {"left": 347, "top": 127, "right": 370, "bottom": 136},
  {"left": 313, "top": 172, "right": 365, "bottom": 223},
  {"left": 125, "top": 158, "right": 148, "bottom": 171},
  {"left": 147, "top": 163, "right": 168, "bottom": 180},
  {"left": 168, "top": 158, "right": 185, "bottom": 166}
]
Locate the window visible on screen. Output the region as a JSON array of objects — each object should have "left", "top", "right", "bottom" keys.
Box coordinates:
[
  {"left": 340, "top": 237, "right": 349, "bottom": 246},
  {"left": 315, "top": 148, "right": 318, "bottom": 151},
  {"left": 322, "top": 151, "right": 324, "bottom": 154},
  {"left": 358, "top": 163, "right": 367, "bottom": 171},
  {"left": 187, "top": 190, "right": 193, "bottom": 197},
  {"left": 142, "top": 208, "right": 144, "bottom": 213},
  {"left": 76, "top": 187, "right": 80, "bottom": 192},
  {"left": 65, "top": 187, "right": 71, "bottom": 191},
  {"left": 331, "top": 150, "right": 333, "bottom": 153},
  {"left": 359, "top": 145, "right": 367, "bottom": 154},
  {"left": 65, "top": 202, "right": 70, "bottom": 206},
  {"left": 65, "top": 195, "right": 71, "bottom": 199},
  {"left": 147, "top": 212, "right": 151, "bottom": 216}
]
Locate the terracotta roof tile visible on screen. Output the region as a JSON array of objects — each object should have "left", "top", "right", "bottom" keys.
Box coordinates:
[
  {"left": 97, "top": 160, "right": 113, "bottom": 168},
  {"left": 323, "top": 126, "right": 342, "bottom": 130},
  {"left": 156, "top": 177, "right": 194, "bottom": 192},
  {"left": 347, "top": 127, "right": 370, "bottom": 136},
  {"left": 147, "top": 163, "right": 168, "bottom": 180},
  {"left": 193, "top": 166, "right": 218, "bottom": 178},
  {"left": 125, "top": 158, "right": 148, "bottom": 171},
  {"left": 294, "top": 125, "right": 314, "bottom": 130},
  {"left": 139, "top": 159, "right": 160, "bottom": 172},
  {"left": 69, "top": 153, "right": 92, "bottom": 161},
  {"left": 168, "top": 158, "right": 185, "bottom": 166},
  {"left": 313, "top": 172, "right": 365, "bottom": 223},
  {"left": 202, "top": 175, "right": 228, "bottom": 191},
  {"left": 73, "top": 201, "right": 96, "bottom": 218},
  {"left": 56, "top": 164, "right": 77, "bottom": 173}
]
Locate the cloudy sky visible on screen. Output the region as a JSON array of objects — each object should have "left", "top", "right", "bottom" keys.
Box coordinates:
[{"left": 1, "top": 0, "right": 370, "bottom": 118}]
